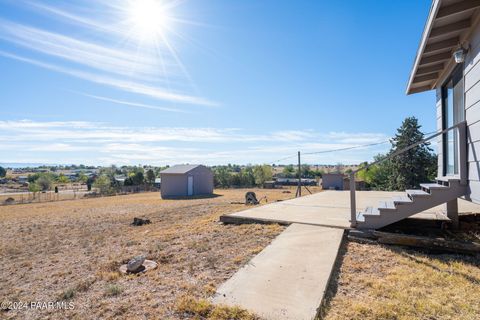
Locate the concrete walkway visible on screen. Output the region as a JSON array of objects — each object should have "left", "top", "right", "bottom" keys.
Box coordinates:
[
  {"left": 221, "top": 191, "right": 480, "bottom": 228},
  {"left": 213, "top": 223, "right": 344, "bottom": 320},
  {"left": 214, "top": 191, "right": 480, "bottom": 319}
]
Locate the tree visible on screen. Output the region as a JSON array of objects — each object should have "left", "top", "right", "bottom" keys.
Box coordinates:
[
  {"left": 253, "top": 165, "right": 273, "bottom": 186},
  {"left": 36, "top": 175, "right": 52, "bottom": 191},
  {"left": 93, "top": 175, "right": 112, "bottom": 195},
  {"left": 0, "top": 166, "right": 5, "bottom": 178},
  {"left": 388, "top": 117, "right": 437, "bottom": 190},
  {"left": 57, "top": 173, "right": 70, "bottom": 184},
  {"left": 214, "top": 166, "right": 231, "bottom": 188},
  {"left": 146, "top": 169, "right": 156, "bottom": 184},
  {"left": 282, "top": 165, "right": 295, "bottom": 178},
  {"left": 239, "top": 166, "right": 255, "bottom": 187},
  {"left": 78, "top": 173, "right": 89, "bottom": 184}
]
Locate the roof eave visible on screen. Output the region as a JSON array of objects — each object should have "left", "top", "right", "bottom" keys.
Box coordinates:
[{"left": 406, "top": 0, "right": 442, "bottom": 95}]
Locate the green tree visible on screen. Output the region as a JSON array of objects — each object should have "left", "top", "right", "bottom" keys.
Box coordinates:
[
  {"left": 253, "top": 165, "right": 273, "bottom": 186},
  {"left": 239, "top": 166, "right": 255, "bottom": 187},
  {"left": 57, "top": 173, "right": 70, "bottom": 184},
  {"left": 0, "top": 166, "right": 6, "bottom": 178},
  {"left": 282, "top": 165, "right": 295, "bottom": 178},
  {"left": 214, "top": 166, "right": 232, "bottom": 188},
  {"left": 36, "top": 175, "right": 53, "bottom": 191},
  {"left": 388, "top": 117, "right": 436, "bottom": 190},
  {"left": 93, "top": 175, "right": 112, "bottom": 195},
  {"left": 146, "top": 169, "right": 156, "bottom": 184},
  {"left": 78, "top": 173, "right": 89, "bottom": 183}
]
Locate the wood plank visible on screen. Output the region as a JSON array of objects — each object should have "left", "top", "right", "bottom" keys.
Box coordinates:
[
  {"left": 430, "top": 19, "right": 471, "bottom": 38},
  {"left": 424, "top": 37, "right": 459, "bottom": 54},
  {"left": 373, "top": 231, "right": 480, "bottom": 254},
  {"left": 417, "top": 63, "right": 445, "bottom": 75},
  {"left": 420, "top": 51, "right": 452, "bottom": 65},
  {"left": 413, "top": 72, "right": 439, "bottom": 83},
  {"left": 437, "top": 0, "right": 480, "bottom": 20}
]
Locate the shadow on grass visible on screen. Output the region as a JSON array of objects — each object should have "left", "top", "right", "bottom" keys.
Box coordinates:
[
  {"left": 316, "top": 231, "right": 349, "bottom": 319},
  {"left": 161, "top": 193, "right": 223, "bottom": 200},
  {"left": 390, "top": 246, "right": 480, "bottom": 285}
]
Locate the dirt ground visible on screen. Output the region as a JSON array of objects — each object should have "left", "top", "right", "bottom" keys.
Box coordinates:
[{"left": 0, "top": 188, "right": 308, "bottom": 320}]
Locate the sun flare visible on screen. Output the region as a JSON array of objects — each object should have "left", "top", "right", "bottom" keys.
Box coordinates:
[{"left": 127, "top": 0, "right": 170, "bottom": 41}]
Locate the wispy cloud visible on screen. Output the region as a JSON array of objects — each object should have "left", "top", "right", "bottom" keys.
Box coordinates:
[
  {"left": 0, "top": 119, "right": 391, "bottom": 165},
  {"left": 0, "top": 50, "right": 217, "bottom": 106},
  {"left": 76, "top": 92, "right": 190, "bottom": 113}
]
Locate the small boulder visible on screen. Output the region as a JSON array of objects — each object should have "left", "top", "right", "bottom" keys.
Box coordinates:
[
  {"left": 132, "top": 217, "right": 151, "bottom": 226},
  {"left": 127, "top": 256, "right": 145, "bottom": 273}
]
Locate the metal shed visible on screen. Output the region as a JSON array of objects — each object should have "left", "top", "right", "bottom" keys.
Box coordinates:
[
  {"left": 321, "top": 173, "right": 345, "bottom": 190},
  {"left": 160, "top": 164, "right": 214, "bottom": 198}
]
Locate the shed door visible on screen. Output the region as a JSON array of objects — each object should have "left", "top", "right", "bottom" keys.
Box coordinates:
[{"left": 187, "top": 176, "right": 194, "bottom": 196}]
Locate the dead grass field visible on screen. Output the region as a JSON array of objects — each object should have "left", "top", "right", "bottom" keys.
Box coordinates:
[
  {"left": 323, "top": 241, "right": 480, "bottom": 320},
  {"left": 0, "top": 188, "right": 305, "bottom": 320}
]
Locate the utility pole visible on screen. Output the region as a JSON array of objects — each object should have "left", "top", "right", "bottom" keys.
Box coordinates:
[{"left": 297, "top": 151, "right": 301, "bottom": 197}]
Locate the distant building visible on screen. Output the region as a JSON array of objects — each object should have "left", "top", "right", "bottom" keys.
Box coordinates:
[
  {"left": 321, "top": 173, "right": 344, "bottom": 190},
  {"left": 154, "top": 178, "right": 161, "bottom": 188},
  {"left": 17, "top": 176, "right": 28, "bottom": 184},
  {"left": 160, "top": 165, "right": 213, "bottom": 198}
]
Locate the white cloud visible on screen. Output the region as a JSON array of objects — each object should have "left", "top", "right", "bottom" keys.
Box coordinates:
[{"left": 0, "top": 119, "right": 391, "bottom": 165}]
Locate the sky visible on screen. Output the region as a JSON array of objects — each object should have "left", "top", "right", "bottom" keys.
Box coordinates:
[{"left": 0, "top": 0, "right": 436, "bottom": 167}]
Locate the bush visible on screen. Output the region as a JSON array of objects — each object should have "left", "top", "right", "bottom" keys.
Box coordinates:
[{"left": 93, "top": 175, "right": 112, "bottom": 195}]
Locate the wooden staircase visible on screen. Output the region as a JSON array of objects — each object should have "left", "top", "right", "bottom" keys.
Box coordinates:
[{"left": 356, "top": 179, "right": 468, "bottom": 229}]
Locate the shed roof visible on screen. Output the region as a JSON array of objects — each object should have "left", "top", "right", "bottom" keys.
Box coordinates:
[
  {"left": 160, "top": 164, "right": 204, "bottom": 174},
  {"left": 407, "top": 0, "right": 480, "bottom": 94}
]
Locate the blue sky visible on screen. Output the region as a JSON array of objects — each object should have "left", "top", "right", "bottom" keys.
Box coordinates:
[{"left": 0, "top": 0, "right": 435, "bottom": 166}]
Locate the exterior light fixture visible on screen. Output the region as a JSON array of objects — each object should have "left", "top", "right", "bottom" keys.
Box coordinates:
[{"left": 453, "top": 47, "right": 466, "bottom": 64}]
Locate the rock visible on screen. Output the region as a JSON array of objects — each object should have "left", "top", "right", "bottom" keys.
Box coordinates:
[
  {"left": 132, "top": 217, "right": 151, "bottom": 226},
  {"left": 127, "top": 256, "right": 145, "bottom": 272}
]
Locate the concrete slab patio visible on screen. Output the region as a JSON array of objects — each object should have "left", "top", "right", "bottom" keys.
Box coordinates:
[
  {"left": 221, "top": 190, "right": 480, "bottom": 228},
  {"left": 213, "top": 223, "right": 344, "bottom": 320}
]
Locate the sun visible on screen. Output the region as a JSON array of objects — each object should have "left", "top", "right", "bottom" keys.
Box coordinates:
[{"left": 127, "top": 0, "right": 171, "bottom": 41}]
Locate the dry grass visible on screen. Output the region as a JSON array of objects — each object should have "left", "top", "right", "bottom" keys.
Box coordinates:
[
  {"left": 323, "top": 241, "right": 480, "bottom": 320},
  {"left": 0, "top": 188, "right": 302, "bottom": 320}
]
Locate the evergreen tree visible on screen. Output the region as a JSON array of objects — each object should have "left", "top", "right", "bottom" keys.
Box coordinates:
[{"left": 388, "top": 116, "right": 437, "bottom": 190}]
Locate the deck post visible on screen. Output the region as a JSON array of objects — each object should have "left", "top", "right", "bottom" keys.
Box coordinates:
[
  {"left": 349, "top": 173, "right": 357, "bottom": 227},
  {"left": 458, "top": 121, "right": 467, "bottom": 185},
  {"left": 445, "top": 198, "right": 459, "bottom": 229}
]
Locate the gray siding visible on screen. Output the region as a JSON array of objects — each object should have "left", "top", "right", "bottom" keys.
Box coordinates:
[
  {"left": 160, "top": 174, "right": 189, "bottom": 197},
  {"left": 160, "top": 165, "right": 213, "bottom": 198},
  {"left": 321, "top": 174, "right": 344, "bottom": 190},
  {"left": 435, "top": 21, "right": 480, "bottom": 203},
  {"left": 465, "top": 21, "right": 480, "bottom": 203}
]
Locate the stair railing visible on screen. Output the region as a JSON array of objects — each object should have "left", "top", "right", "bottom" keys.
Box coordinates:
[{"left": 349, "top": 120, "right": 467, "bottom": 227}]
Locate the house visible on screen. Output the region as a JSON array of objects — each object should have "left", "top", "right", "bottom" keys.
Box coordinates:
[
  {"left": 352, "top": 0, "right": 480, "bottom": 229},
  {"left": 160, "top": 165, "right": 214, "bottom": 198},
  {"left": 154, "top": 178, "right": 161, "bottom": 188},
  {"left": 17, "top": 175, "right": 28, "bottom": 184},
  {"left": 321, "top": 173, "right": 344, "bottom": 190}
]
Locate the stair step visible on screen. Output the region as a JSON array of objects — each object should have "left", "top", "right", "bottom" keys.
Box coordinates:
[
  {"left": 420, "top": 183, "right": 447, "bottom": 192},
  {"left": 356, "top": 212, "right": 365, "bottom": 222},
  {"left": 378, "top": 200, "right": 396, "bottom": 210},
  {"left": 406, "top": 189, "right": 430, "bottom": 198},
  {"left": 364, "top": 206, "right": 380, "bottom": 215},
  {"left": 393, "top": 196, "right": 412, "bottom": 204}
]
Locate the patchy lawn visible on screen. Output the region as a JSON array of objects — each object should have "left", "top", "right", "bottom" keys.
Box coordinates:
[
  {"left": 0, "top": 188, "right": 301, "bottom": 320},
  {"left": 323, "top": 241, "right": 480, "bottom": 320}
]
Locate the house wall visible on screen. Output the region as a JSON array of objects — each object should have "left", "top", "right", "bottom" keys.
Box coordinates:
[{"left": 436, "top": 21, "right": 480, "bottom": 203}]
